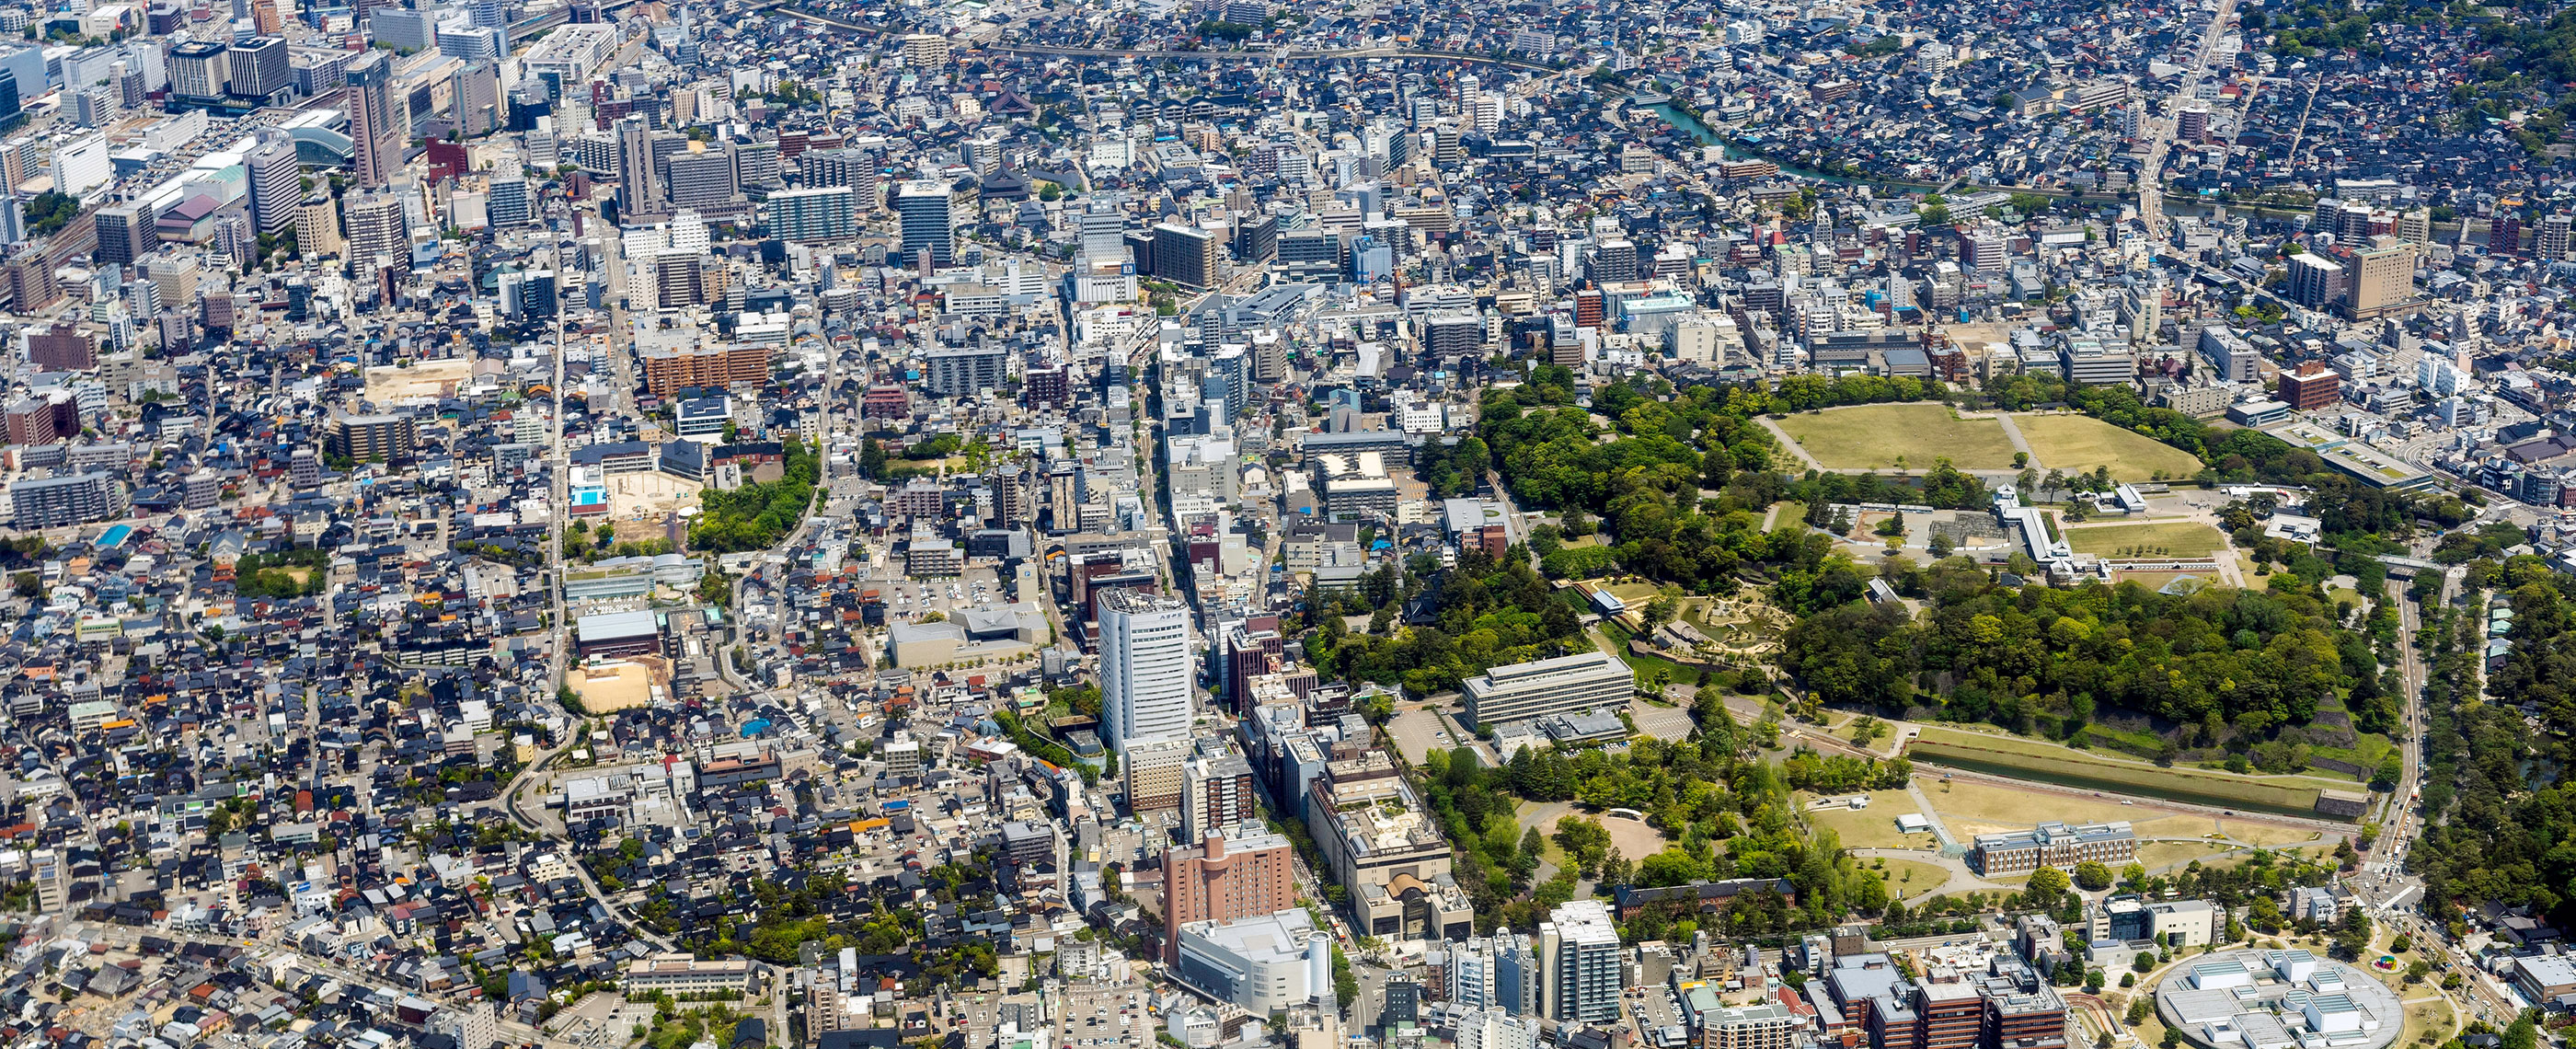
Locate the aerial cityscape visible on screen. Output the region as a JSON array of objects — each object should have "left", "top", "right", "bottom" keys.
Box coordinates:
[{"left": 1, "top": 3, "right": 2575, "bottom": 1049}]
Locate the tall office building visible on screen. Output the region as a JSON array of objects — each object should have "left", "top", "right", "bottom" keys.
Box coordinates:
[
  {"left": 1098, "top": 588, "right": 1192, "bottom": 752},
  {"left": 94, "top": 203, "right": 154, "bottom": 267},
  {"left": 1079, "top": 201, "right": 1125, "bottom": 257},
  {"left": 894, "top": 179, "right": 953, "bottom": 267},
  {"left": 2348, "top": 243, "right": 2416, "bottom": 318},
  {"left": 1155, "top": 222, "right": 1219, "bottom": 289},
  {"left": 245, "top": 131, "right": 300, "bottom": 233},
  {"left": 228, "top": 37, "right": 290, "bottom": 98},
  {"left": 168, "top": 40, "right": 230, "bottom": 101},
  {"left": 343, "top": 51, "right": 397, "bottom": 187},
  {"left": 1162, "top": 826, "right": 1296, "bottom": 962},
  {"left": 1537, "top": 900, "right": 1622, "bottom": 1025},
  {"left": 616, "top": 116, "right": 668, "bottom": 218}
]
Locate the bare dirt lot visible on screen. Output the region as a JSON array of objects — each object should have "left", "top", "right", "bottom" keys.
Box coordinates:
[{"left": 363, "top": 358, "right": 477, "bottom": 403}]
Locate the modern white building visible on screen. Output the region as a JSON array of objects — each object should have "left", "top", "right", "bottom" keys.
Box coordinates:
[
  {"left": 1173, "top": 908, "right": 1325, "bottom": 1014},
  {"left": 1099, "top": 588, "right": 1193, "bottom": 751},
  {"left": 1537, "top": 899, "right": 1623, "bottom": 1024},
  {"left": 1455, "top": 1008, "right": 1542, "bottom": 1049}
]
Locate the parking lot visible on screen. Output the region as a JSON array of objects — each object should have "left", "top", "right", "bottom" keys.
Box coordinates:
[
  {"left": 859, "top": 556, "right": 1011, "bottom": 624},
  {"left": 1628, "top": 699, "right": 1697, "bottom": 741},
  {"left": 1058, "top": 986, "right": 1146, "bottom": 1049},
  {"left": 1386, "top": 706, "right": 1473, "bottom": 765},
  {"left": 1630, "top": 983, "right": 1687, "bottom": 1045}
]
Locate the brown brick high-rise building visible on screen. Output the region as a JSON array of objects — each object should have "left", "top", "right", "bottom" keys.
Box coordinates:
[{"left": 1162, "top": 826, "right": 1296, "bottom": 962}]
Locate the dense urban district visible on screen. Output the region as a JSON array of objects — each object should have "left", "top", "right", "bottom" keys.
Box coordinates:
[{"left": 11, "top": 3, "right": 2576, "bottom": 1049}]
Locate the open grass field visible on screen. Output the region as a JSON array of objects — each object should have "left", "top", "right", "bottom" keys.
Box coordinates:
[
  {"left": 2136, "top": 840, "right": 2237, "bottom": 870},
  {"left": 2406, "top": 997, "right": 2459, "bottom": 1045},
  {"left": 1802, "top": 790, "right": 1939, "bottom": 848},
  {"left": 2063, "top": 521, "right": 2232, "bottom": 559},
  {"left": 1916, "top": 775, "right": 2145, "bottom": 836},
  {"left": 2013, "top": 413, "right": 2207, "bottom": 481},
  {"left": 1776, "top": 405, "right": 2020, "bottom": 470},
  {"left": 2229, "top": 821, "right": 2328, "bottom": 847},
  {"left": 1872, "top": 858, "right": 1951, "bottom": 893},
  {"left": 1605, "top": 581, "right": 1665, "bottom": 604},
  {"left": 2110, "top": 571, "right": 2207, "bottom": 592},
  {"left": 1909, "top": 726, "right": 2340, "bottom": 819}
]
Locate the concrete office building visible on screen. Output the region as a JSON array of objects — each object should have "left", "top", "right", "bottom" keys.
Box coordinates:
[
  {"left": 1163, "top": 826, "right": 1297, "bottom": 962},
  {"left": 1306, "top": 757, "right": 1477, "bottom": 940},
  {"left": 2346, "top": 244, "right": 2415, "bottom": 318},
  {"left": 2280, "top": 363, "right": 2340, "bottom": 410},
  {"left": 228, "top": 37, "right": 290, "bottom": 98},
  {"left": 1099, "top": 588, "right": 1192, "bottom": 751},
  {"left": 2058, "top": 340, "right": 2134, "bottom": 386},
  {"left": 167, "top": 40, "right": 229, "bottom": 101},
  {"left": 342, "top": 51, "right": 397, "bottom": 188},
  {"left": 245, "top": 131, "right": 301, "bottom": 233},
  {"left": 666, "top": 144, "right": 739, "bottom": 210},
  {"left": 1461, "top": 650, "right": 1632, "bottom": 728},
  {"left": 616, "top": 116, "right": 667, "bottom": 218}
]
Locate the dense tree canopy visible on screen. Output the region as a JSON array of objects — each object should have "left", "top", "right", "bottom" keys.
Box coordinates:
[{"left": 1784, "top": 576, "right": 2367, "bottom": 736}]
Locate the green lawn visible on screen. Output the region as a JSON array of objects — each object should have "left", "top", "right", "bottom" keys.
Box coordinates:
[
  {"left": 2063, "top": 521, "right": 2231, "bottom": 559},
  {"left": 1596, "top": 622, "right": 1702, "bottom": 686},
  {"left": 2013, "top": 413, "right": 2206, "bottom": 481},
  {"left": 1908, "top": 726, "right": 2348, "bottom": 818},
  {"left": 1776, "top": 404, "right": 2020, "bottom": 470}
]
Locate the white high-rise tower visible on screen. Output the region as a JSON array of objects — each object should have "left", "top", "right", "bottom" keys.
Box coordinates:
[{"left": 1098, "top": 588, "right": 1193, "bottom": 751}]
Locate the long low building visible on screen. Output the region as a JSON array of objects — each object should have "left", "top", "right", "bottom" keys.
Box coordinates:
[
  {"left": 1462, "top": 650, "right": 1632, "bottom": 727},
  {"left": 621, "top": 952, "right": 753, "bottom": 995},
  {"left": 1970, "top": 820, "right": 2136, "bottom": 876}
]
